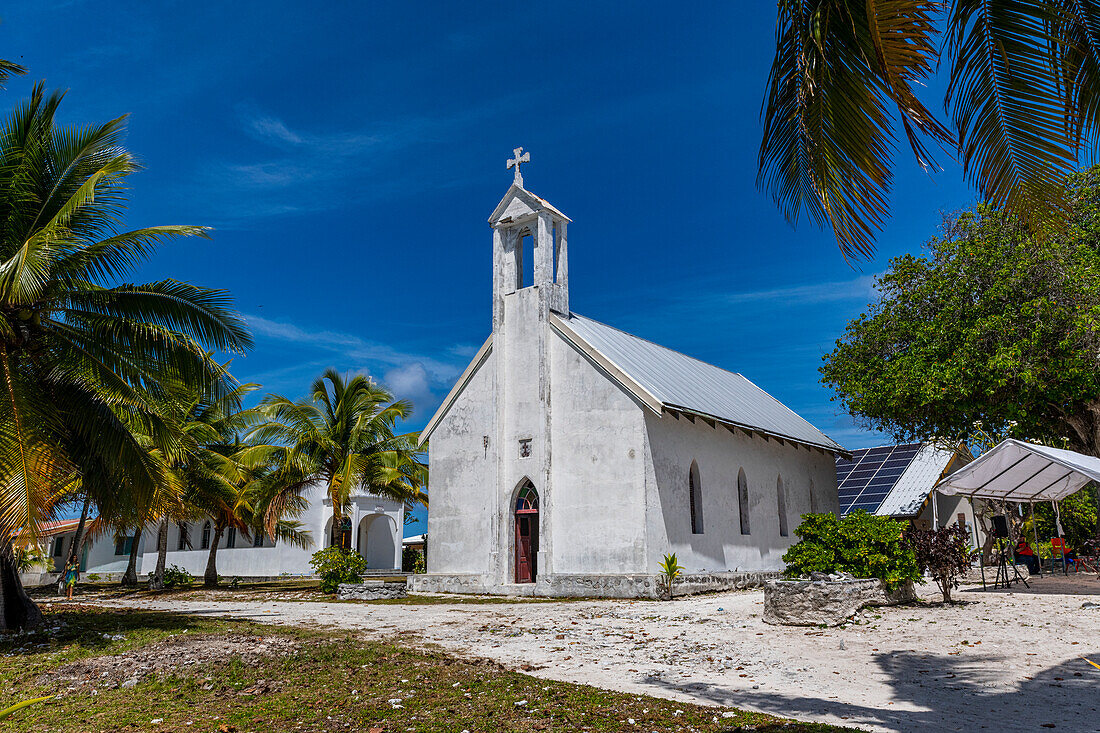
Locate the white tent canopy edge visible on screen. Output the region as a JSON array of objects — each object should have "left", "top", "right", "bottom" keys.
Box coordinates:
[{"left": 935, "top": 438, "right": 1100, "bottom": 503}]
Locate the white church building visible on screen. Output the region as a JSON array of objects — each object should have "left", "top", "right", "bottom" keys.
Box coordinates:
[{"left": 412, "top": 151, "right": 846, "bottom": 599}]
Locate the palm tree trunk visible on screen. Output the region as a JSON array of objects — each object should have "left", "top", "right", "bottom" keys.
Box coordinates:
[
  {"left": 121, "top": 529, "right": 141, "bottom": 587},
  {"left": 0, "top": 536, "right": 43, "bottom": 630},
  {"left": 149, "top": 519, "right": 169, "bottom": 590},
  {"left": 59, "top": 494, "right": 91, "bottom": 595},
  {"left": 204, "top": 524, "right": 224, "bottom": 587}
]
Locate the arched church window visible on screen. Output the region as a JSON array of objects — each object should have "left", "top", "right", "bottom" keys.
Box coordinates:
[
  {"left": 688, "top": 461, "right": 703, "bottom": 534},
  {"left": 777, "top": 475, "right": 789, "bottom": 537},
  {"left": 737, "top": 468, "right": 750, "bottom": 535},
  {"left": 809, "top": 477, "right": 818, "bottom": 514},
  {"left": 515, "top": 483, "right": 539, "bottom": 512},
  {"left": 201, "top": 521, "right": 211, "bottom": 550}
]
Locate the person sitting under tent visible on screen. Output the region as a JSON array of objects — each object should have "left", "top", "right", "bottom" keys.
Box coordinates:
[{"left": 1014, "top": 538, "right": 1040, "bottom": 574}]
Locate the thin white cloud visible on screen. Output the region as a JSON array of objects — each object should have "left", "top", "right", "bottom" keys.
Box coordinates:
[
  {"left": 243, "top": 313, "right": 469, "bottom": 385},
  {"left": 247, "top": 114, "right": 303, "bottom": 145},
  {"left": 717, "top": 273, "right": 880, "bottom": 307}
]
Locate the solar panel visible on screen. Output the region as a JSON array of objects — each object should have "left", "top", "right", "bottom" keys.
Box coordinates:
[{"left": 835, "top": 443, "right": 923, "bottom": 516}]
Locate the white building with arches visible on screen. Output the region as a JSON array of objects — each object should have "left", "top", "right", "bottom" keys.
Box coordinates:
[
  {"left": 18, "top": 485, "right": 405, "bottom": 584},
  {"left": 153, "top": 484, "right": 405, "bottom": 577},
  {"left": 413, "top": 154, "right": 846, "bottom": 598}
]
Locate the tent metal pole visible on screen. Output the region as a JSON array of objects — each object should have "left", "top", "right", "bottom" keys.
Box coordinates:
[
  {"left": 1055, "top": 500, "right": 1068, "bottom": 575},
  {"left": 969, "top": 497, "right": 986, "bottom": 591},
  {"left": 1030, "top": 501, "right": 1041, "bottom": 577}
]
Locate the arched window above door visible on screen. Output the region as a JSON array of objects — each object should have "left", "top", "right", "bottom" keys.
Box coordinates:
[{"left": 515, "top": 481, "right": 539, "bottom": 513}]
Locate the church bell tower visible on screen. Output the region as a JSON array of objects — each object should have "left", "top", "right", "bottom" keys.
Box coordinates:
[
  {"left": 488, "top": 147, "right": 570, "bottom": 331},
  {"left": 486, "top": 148, "right": 570, "bottom": 585}
]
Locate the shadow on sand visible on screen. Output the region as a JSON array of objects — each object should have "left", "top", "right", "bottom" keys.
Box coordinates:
[{"left": 641, "top": 647, "right": 1100, "bottom": 732}]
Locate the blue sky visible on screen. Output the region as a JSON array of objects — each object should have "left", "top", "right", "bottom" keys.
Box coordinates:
[{"left": 7, "top": 3, "right": 979, "bottom": 534}]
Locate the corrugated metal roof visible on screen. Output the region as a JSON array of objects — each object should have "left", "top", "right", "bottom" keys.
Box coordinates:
[
  {"left": 878, "top": 443, "right": 963, "bottom": 516},
  {"left": 560, "top": 313, "right": 844, "bottom": 452}
]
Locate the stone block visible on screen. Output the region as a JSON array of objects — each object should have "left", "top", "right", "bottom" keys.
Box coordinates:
[
  {"left": 336, "top": 581, "right": 408, "bottom": 600},
  {"left": 763, "top": 578, "right": 916, "bottom": 627}
]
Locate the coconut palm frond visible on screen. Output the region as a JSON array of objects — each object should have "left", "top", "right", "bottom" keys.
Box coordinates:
[{"left": 945, "top": 0, "right": 1076, "bottom": 231}]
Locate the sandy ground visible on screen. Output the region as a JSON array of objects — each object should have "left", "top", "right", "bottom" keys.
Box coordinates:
[{"left": 93, "top": 575, "right": 1100, "bottom": 733}]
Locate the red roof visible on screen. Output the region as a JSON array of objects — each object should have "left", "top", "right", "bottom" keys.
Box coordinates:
[{"left": 9, "top": 518, "right": 82, "bottom": 539}]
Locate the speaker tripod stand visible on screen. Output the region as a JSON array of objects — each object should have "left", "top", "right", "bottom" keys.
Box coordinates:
[{"left": 987, "top": 548, "right": 1030, "bottom": 590}]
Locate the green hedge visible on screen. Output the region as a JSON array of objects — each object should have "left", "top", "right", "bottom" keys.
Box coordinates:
[{"left": 782, "top": 511, "right": 920, "bottom": 590}]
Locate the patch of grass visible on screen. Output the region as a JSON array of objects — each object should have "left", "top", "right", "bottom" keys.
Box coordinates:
[{"left": 0, "top": 607, "right": 862, "bottom": 732}]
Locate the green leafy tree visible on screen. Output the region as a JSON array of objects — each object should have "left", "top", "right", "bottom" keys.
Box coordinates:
[
  {"left": 244, "top": 370, "right": 427, "bottom": 552},
  {"left": 761, "top": 2, "right": 1100, "bottom": 258},
  {"left": 822, "top": 172, "right": 1100, "bottom": 466},
  {"left": 1025, "top": 489, "right": 1099, "bottom": 552},
  {"left": 782, "top": 511, "right": 921, "bottom": 590},
  {"left": 0, "top": 85, "right": 251, "bottom": 629}
]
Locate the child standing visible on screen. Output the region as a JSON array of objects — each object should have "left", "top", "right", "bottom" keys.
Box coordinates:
[{"left": 63, "top": 558, "right": 79, "bottom": 599}]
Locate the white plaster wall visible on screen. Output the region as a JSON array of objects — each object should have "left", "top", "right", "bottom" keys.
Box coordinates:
[
  {"left": 140, "top": 483, "right": 404, "bottom": 577},
  {"left": 547, "top": 330, "right": 648, "bottom": 574},
  {"left": 84, "top": 532, "right": 147, "bottom": 574},
  {"left": 423, "top": 350, "right": 497, "bottom": 575},
  {"left": 643, "top": 413, "right": 839, "bottom": 573},
  {"left": 916, "top": 494, "right": 987, "bottom": 548}
]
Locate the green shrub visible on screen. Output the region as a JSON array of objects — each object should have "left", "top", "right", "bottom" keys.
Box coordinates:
[
  {"left": 402, "top": 546, "right": 426, "bottom": 574},
  {"left": 163, "top": 565, "right": 194, "bottom": 588},
  {"left": 310, "top": 547, "right": 369, "bottom": 594},
  {"left": 782, "top": 511, "right": 920, "bottom": 590}
]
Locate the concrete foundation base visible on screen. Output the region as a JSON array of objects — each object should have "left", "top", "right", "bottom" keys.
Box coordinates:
[{"left": 410, "top": 571, "right": 779, "bottom": 599}]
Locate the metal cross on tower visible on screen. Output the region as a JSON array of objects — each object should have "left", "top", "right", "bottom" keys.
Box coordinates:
[{"left": 507, "top": 147, "right": 530, "bottom": 186}]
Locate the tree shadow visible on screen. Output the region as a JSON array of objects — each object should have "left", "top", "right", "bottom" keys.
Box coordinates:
[
  {"left": 639, "top": 650, "right": 1099, "bottom": 732},
  {"left": 959, "top": 573, "right": 1100, "bottom": 597},
  {"left": 0, "top": 608, "right": 215, "bottom": 656}
]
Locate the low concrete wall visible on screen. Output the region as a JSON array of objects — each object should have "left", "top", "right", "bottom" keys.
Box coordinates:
[
  {"left": 337, "top": 582, "right": 408, "bottom": 600},
  {"left": 19, "top": 572, "right": 57, "bottom": 587},
  {"left": 410, "top": 571, "right": 778, "bottom": 599},
  {"left": 763, "top": 578, "right": 916, "bottom": 627}
]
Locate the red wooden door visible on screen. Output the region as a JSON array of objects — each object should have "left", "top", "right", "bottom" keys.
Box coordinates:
[{"left": 515, "top": 513, "right": 538, "bottom": 583}]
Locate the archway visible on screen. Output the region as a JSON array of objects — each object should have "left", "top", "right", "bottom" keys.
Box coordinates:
[
  {"left": 358, "top": 514, "right": 398, "bottom": 570},
  {"left": 514, "top": 480, "right": 539, "bottom": 583}
]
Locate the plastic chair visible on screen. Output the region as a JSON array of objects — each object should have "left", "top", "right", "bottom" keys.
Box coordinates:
[{"left": 1051, "top": 538, "right": 1078, "bottom": 573}]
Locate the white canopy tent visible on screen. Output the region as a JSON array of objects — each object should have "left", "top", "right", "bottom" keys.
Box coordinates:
[
  {"left": 935, "top": 439, "right": 1100, "bottom": 576},
  {"left": 936, "top": 439, "right": 1100, "bottom": 504}
]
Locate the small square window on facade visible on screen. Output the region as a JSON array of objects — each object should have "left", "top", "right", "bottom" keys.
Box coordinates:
[{"left": 519, "top": 438, "right": 532, "bottom": 458}]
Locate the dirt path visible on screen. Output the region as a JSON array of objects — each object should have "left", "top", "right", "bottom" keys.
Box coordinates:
[{"left": 95, "top": 576, "right": 1100, "bottom": 733}]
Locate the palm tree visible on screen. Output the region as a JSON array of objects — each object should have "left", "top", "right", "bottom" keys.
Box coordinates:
[
  {"left": 760, "top": 2, "right": 1100, "bottom": 259},
  {"left": 191, "top": 440, "right": 312, "bottom": 587},
  {"left": 244, "top": 370, "right": 427, "bottom": 555},
  {"left": 0, "top": 85, "right": 251, "bottom": 629},
  {"left": 136, "top": 379, "right": 258, "bottom": 590}
]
